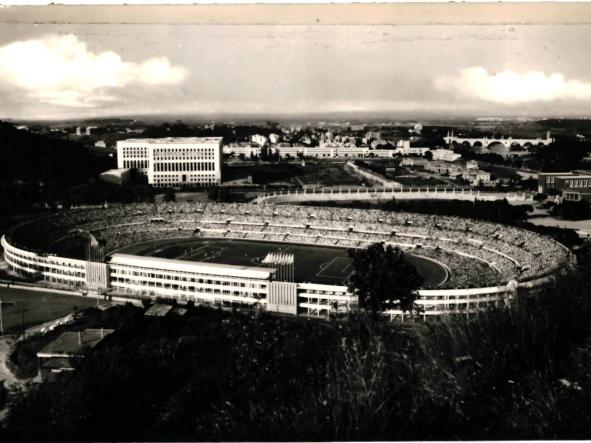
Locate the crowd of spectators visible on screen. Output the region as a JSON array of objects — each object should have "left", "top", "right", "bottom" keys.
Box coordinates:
[{"left": 4, "top": 201, "right": 573, "bottom": 289}]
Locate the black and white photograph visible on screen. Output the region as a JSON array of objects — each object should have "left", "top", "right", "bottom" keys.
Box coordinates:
[{"left": 0, "top": 3, "right": 591, "bottom": 441}]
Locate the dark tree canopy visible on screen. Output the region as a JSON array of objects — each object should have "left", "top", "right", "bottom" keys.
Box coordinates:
[{"left": 347, "top": 243, "right": 424, "bottom": 315}]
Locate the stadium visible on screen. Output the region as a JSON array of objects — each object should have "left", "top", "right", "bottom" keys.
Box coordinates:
[{"left": 1, "top": 202, "right": 575, "bottom": 319}]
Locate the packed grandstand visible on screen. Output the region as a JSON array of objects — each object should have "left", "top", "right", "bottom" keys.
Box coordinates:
[{"left": 1, "top": 202, "right": 575, "bottom": 318}]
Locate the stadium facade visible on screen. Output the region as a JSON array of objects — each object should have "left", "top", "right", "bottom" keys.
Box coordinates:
[
  {"left": 116, "top": 137, "right": 223, "bottom": 188},
  {"left": 0, "top": 202, "right": 575, "bottom": 320}
]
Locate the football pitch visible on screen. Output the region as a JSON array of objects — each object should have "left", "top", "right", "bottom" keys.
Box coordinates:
[{"left": 117, "top": 238, "right": 448, "bottom": 287}]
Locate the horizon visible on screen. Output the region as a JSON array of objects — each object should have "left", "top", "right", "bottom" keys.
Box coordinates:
[{"left": 1, "top": 24, "right": 591, "bottom": 120}]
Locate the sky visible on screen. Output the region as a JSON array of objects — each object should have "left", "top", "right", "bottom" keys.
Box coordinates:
[{"left": 1, "top": 23, "right": 591, "bottom": 120}]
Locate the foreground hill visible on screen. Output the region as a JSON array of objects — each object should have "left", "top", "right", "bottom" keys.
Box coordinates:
[{"left": 2, "top": 244, "right": 591, "bottom": 441}]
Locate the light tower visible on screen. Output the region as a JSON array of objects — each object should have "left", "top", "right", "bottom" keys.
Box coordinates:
[
  {"left": 262, "top": 252, "right": 295, "bottom": 282},
  {"left": 263, "top": 252, "right": 298, "bottom": 315}
]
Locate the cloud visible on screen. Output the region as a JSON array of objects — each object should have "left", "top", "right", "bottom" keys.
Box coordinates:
[
  {"left": 435, "top": 67, "right": 591, "bottom": 104},
  {"left": 0, "top": 34, "right": 188, "bottom": 107}
]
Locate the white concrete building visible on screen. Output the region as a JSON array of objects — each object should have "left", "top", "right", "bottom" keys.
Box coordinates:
[
  {"left": 223, "top": 144, "right": 261, "bottom": 158},
  {"left": 109, "top": 254, "right": 273, "bottom": 306},
  {"left": 432, "top": 148, "right": 461, "bottom": 162},
  {"left": 251, "top": 134, "right": 268, "bottom": 146},
  {"left": 396, "top": 139, "right": 411, "bottom": 149},
  {"left": 394, "top": 146, "right": 430, "bottom": 156},
  {"left": 116, "top": 137, "right": 223, "bottom": 188},
  {"left": 462, "top": 170, "right": 493, "bottom": 186}
]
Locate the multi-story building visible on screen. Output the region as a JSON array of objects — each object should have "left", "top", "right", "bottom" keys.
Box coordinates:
[
  {"left": 109, "top": 254, "right": 273, "bottom": 306},
  {"left": 251, "top": 134, "right": 268, "bottom": 147},
  {"left": 393, "top": 146, "right": 430, "bottom": 156},
  {"left": 462, "top": 170, "right": 493, "bottom": 187},
  {"left": 116, "top": 137, "right": 223, "bottom": 188},
  {"left": 223, "top": 144, "right": 262, "bottom": 158},
  {"left": 538, "top": 171, "right": 591, "bottom": 201},
  {"left": 431, "top": 148, "right": 462, "bottom": 162}
]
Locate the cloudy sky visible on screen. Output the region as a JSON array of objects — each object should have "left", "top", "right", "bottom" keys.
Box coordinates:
[{"left": 1, "top": 23, "right": 591, "bottom": 120}]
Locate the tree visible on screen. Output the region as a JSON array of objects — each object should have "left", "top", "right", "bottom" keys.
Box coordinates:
[
  {"left": 424, "top": 150, "right": 433, "bottom": 161},
  {"left": 347, "top": 243, "right": 424, "bottom": 317}
]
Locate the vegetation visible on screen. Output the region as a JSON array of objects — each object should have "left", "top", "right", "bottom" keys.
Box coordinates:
[
  {"left": 0, "top": 122, "right": 154, "bottom": 213},
  {"left": 529, "top": 137, "right": 591, "bottom": 172},
  {"left": 2, "top": 243, "right": 591, "bottom": 441},
  {"left": 0, "top": 122, "right": 114, "bottom": 214},
  {"left": 347, "top": 244, "right": 423, "bottom": 315},
  {"left": 551, "top": 199, "right": 591, "bottom": 220}
]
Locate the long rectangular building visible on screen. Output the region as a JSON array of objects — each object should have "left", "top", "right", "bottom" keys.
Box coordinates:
[
  {"left": 538, "top": 171, "right": 591, "bottom": 201},
  {"left": 109, "top": 253, "right": 272, "bottom": 306},
  {"left": 116, "top": 137, "right": 223, "bottom": 188}
]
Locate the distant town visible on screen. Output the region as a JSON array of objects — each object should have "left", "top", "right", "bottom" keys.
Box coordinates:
[{"left": 5, "top": 117, "right": 591, "bottom": 225}]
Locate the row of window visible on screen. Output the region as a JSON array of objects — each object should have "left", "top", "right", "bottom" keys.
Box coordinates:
[
  {"left": 152, "top": 176, "right": 217, "bottom": 186},
  {"left": 123, "top": 160, "right": 149, "bottom": 169},
  {"left": 112, "top": 279, "right": 265, "bottom": 298},
  {"left": 4, "top": 248, "right": 85, "bottom": 270},
  {"left": 562, "top": 178, "right": 591, "bottom": 189},
  {"left": 152, "top": 147, "right": 216, "bottom": 152},
  {"left": 120, "top": 147, "right": 148, "bottom": 156},
  {"left": 111, "top": 266, "right": 267, "bottom": 286},
  {"left": 5, "top": 253, "right": 85, "bottom": 279},
  {"left": 153, "top": 162, "right": 216, "bottom": 172}
]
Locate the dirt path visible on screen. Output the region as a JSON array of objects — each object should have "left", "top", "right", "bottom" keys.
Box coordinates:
[{"left": 0, "top": 336, "right": 18, "bottom": 387}]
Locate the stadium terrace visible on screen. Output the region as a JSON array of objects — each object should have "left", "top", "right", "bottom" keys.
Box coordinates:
[{"left": 1, "top": 202, "right": 575, "bottom": 320}]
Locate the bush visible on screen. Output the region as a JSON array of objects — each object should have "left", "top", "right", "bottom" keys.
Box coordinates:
[
  {"left": 4, "top": 260, "right": 591, "bottom": 441},
  {"left": 551, "top": 199, "right": 591, "bottom": 220}
]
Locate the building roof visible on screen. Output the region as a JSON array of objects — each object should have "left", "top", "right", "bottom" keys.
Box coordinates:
[
  {"left": 109, "top": 253, "right": 273, "bottom": 280},
  {"left": 118, "top": 137, "right": 223, "bottom": 145},
  {"left": 539, "top": 172, "right": 576, "bottom": 176},
  {"left": 37, "top": 329, "right": 115, "bottom": 358},
  {"left": 558, "top": 175, "right": 591, "bottom": 180},
  {"left": 145, "top": 304, "right": 173, "bottom": 317},
  {"left": 100, "top": 168, "right": 130, "bottom": 178}
]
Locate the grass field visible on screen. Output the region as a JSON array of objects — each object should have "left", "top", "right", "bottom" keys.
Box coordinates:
[
  {"left": 117, "top": 238, "right": 448, "bottom": 287},
  {"left": 298, "top": 164, "right": 363, "bottom": 187},
  {"left": 0, "top": 288, "right": 98, "bottom": 333}
]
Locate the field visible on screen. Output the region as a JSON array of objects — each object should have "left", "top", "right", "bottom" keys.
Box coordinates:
[
  {"left": 393, "top": 175, "right": 449, "bottom": 187},
  {"left": 116, "top": 238, "right": 448, "bottom": 287},
  {"left": 478, "top": 163, "right": 522, "bottom": 180},
  {"left": 223, "top": 162, "right": 363, "bottom": 187},
  {"left": 297, "top": 163, "right": 363, "bottom": 187},
  {"left": 0, "top": 287, "right": 98, "bottom": 333}
]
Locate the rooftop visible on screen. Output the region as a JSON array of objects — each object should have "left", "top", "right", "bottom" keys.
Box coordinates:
[
  {"left": 100, "top": 168, "right": 130, "bottom": 178},
  {"left": 37, "top": 329, "right": 115, "bottom": 358},
  {"left": 559, "top": 175, "right": 591, "bottom": 180},
  {"left": 118, "top": 137, "right": 223, "bottom": 145},
  {"left": 145, "top": 304, "right": 173, "bottom": 317},
  {"left": 539, "top": 172, "right": 577, "bottom": 176},
  {"left": 109, "top": 253, "right": 273, "bottom": 280}
]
